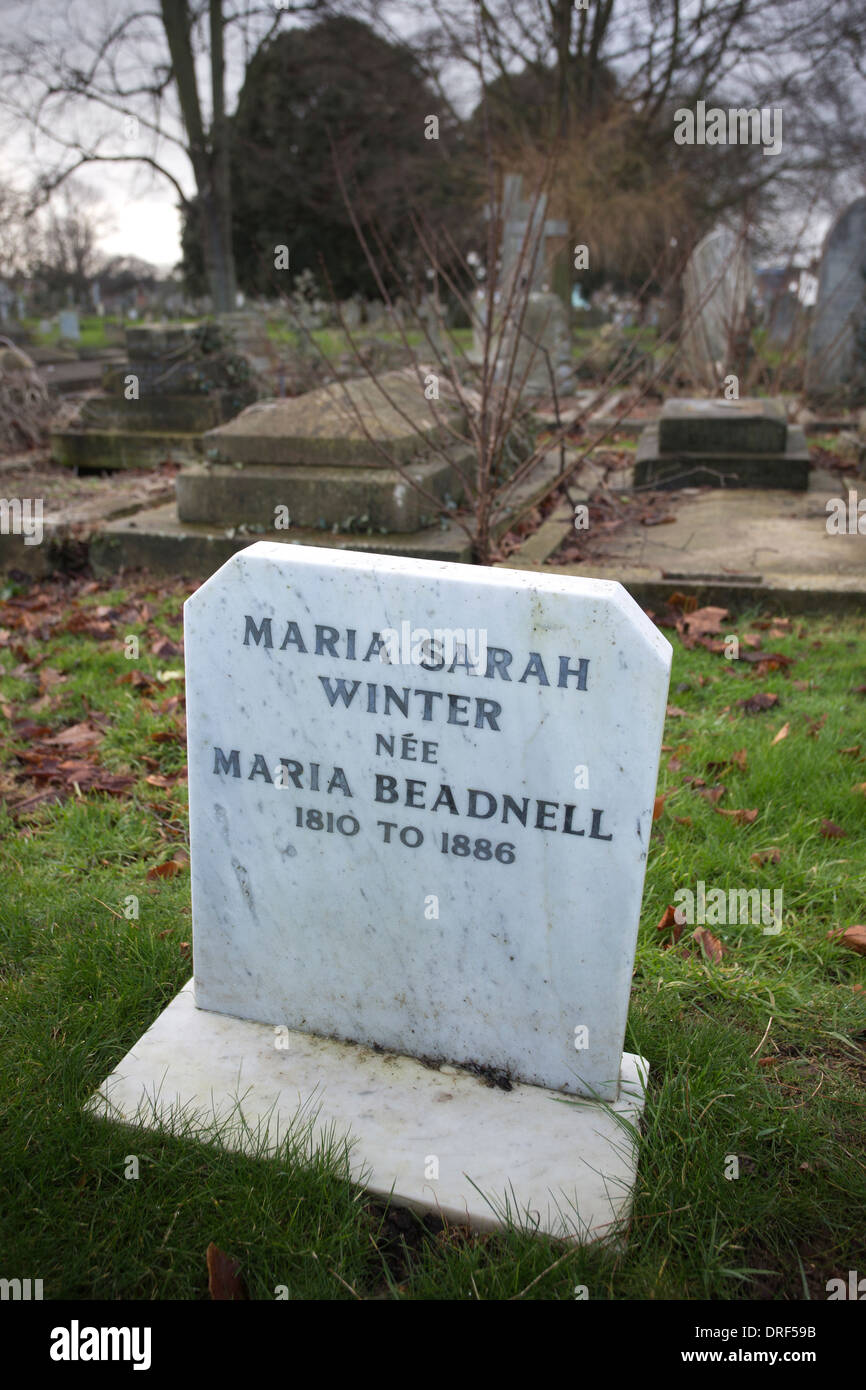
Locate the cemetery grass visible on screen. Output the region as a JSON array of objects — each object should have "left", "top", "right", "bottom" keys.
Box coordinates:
[
  {"left": 0, "top": 577, "right": 864, "bottom": 1301},
  {"left": 25, "top": 315, "right": 121, "bottom": 351}
]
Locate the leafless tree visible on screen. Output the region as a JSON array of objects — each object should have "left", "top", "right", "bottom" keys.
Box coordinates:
[{"left": 0, "top": 0, "right": 329, "bottom": 311}]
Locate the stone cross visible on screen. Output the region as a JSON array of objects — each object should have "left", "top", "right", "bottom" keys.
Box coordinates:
[{"left": 497, "top": 174, "right": 568, "bottom": 296}]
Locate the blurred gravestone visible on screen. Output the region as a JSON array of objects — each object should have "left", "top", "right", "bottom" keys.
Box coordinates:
[
  {"left": 767, "top": 290, "right": 803, "bottom": 347},
  {"left": 340, "top": 300, "right": 362, "bottom": 332},
  {"left": 680, "top": 228, "right": 753, "bottom": 389},
  {"left": 58, "top": 309, "right": 80, "bottom": 342},
  {"left": 50, "top": 322, "right": 257, "bottom": 471},
  {"left": 806, "top": 196, "right": 866, "bottom": 406},
  {"left": 470, "top": 175, "right": 573, "bottom": 396}
]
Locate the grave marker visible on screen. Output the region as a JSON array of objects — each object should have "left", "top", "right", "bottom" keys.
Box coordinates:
[
  {"left": 92, "top": 545, "right": 671, "bottom": 1241},
  {"left": 806, "top": 196, "right": 866, "bottom": 404},
  {"left": 469, "top": 174, "right": 574, "bottom": 396},
  {"left": 58, "top": 308, "right": 80, "bottom": 342},
  {"left": 635, "top": 398, "right": 809, "bottom": 490},
  {"left": 680, "top": 227, "right": 753, "bottom": 388}
]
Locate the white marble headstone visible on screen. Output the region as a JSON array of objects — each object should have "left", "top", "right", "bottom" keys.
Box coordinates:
[{"left": 184, "top": 544, "right": 671, "bottom": 1102}]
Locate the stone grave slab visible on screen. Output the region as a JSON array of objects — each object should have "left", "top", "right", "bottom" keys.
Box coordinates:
[
  {"left": 92, "top": 981, "right": 648, "bottom": 1242},
  {"left": 635, "top": 398, "right": 809, "bottom": 490},
  {"left": 203, "top": 371, "right": 459, "bottom": 467},
  {"left": 89, "top": 504, "right": 475, "bottom": 576},
  {"left": 50, "top": 322, "right": 257, "bottom": 471},
  {"left": 658, "top": 398, "right": 788, "bottom": 455},
  {"left": 176, "top": 456, "right": 459, "bottom": 534},
  {"left": 96, "top": 369, "right": 472, "bottom": 570},
  {"left": 89, "top": 446, "right": 571, "bottom": 578},
  {"left": 0, "top": 461, "right": 176, "bottom": 577},
  {"left": 91, "top": 543, "right": 671, "bottom": 1242},
  {"left": 508, "top": 468, "right": 866, "bottom": 612}
]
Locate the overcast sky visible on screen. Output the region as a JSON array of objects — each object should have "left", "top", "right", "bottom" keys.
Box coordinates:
[
  {"left": 0, "top": 0, "right": 844, "bottom": 272},
  {"left": 0, "top": 0, "right": 447, "bottom": 272}
]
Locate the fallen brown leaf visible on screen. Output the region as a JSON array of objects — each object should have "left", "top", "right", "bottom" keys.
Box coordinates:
[
  {"left": 840, "top": 926, "right": 866, "bottom": 956},
  {"left": 751, "top": 847, "right": 781, "bottom": 867},
  {"left": 147, "top": 857, "right": 187, "bottom": 880},
  {"left": 144, "top": 772, "right": 187, "bottom": 788},
  {"left": 738, "top": 692, "right": 780, "bottom": 715},
  {"left": 771, "top": 722, "right": 790, "bottom": 745},
  {"left": 151, "top": 635, "right": 183, "bottom": 658},
  {"left": 43, "top": 722, "right": 103, "bottom": 753},
  {"left": 656, "top": 904, "right": 685, "bottom": 948},
  {"left": 739, "top": 650, "right": 793, "bottom": 669},
  {"left": 820, "top": 820, "right": 847, "bottom": 839},
  {"left": 716, "top": 808, "right": 759, "bottom": 824},
  {"left": 827, "top": 926, "right": 866, "bottom": 956},
  {"left": 692, "top": 927, "right": 726, "bottom": 964},
  {"left": 206, "top": 1243, "right": 248, "bottom": 1301},
  {"left": 682, "top": 605, "right": 728, "bottom": 638},
  {"left": 115, "top": 670, "right": 157, "bottom": 690},
  {"left": 695, "top": 784, "right": 726, "bottom": 804}
]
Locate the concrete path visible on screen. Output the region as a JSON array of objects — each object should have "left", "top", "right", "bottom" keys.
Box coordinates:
[{"left": 509, "top": 465, "right": 866, "bottom": 611}]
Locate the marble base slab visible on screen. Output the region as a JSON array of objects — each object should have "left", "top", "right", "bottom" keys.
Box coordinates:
[{"left": 89, "top": 981, "right": 648, "bottom": 1245}]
